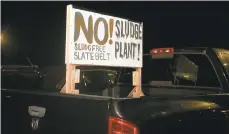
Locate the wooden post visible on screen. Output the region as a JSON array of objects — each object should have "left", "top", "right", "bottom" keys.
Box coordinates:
[
  {"left": 60, "top": 5, "right": 80, "bottom": 95},
  {"left": 61, "top": 64, "right": 79, "bottom": 94},
  {"left": 128, "top": 68, "right": 144, "bottom": 98}
]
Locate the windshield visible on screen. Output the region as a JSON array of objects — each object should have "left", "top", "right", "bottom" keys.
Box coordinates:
[{"left": 215, "top": 49, "right": 229, "bottom": 75}]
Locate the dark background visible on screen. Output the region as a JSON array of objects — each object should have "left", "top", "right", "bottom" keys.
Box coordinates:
[{"left": 1, "top": 1, "right": 229, "bottom": 66}]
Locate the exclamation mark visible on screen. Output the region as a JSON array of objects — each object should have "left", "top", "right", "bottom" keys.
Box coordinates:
[
  {"left": 137, "top": 44, "right": 140, "bottom": 61},
  {"left": 109, "top": 19, "right": 114, "bottom": 45}
]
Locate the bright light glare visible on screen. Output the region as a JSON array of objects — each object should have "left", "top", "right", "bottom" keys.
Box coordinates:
[
  {"left": 0, "top": 33, "right": 4, "bottom": 42},
  {"left": 1, "top": 33, "right": 6, "bottom": 45}
]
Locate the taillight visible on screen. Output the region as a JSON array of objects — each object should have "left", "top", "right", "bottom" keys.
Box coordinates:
[{"left": 108, "top": 116, "right": 139, "bottom": 134}]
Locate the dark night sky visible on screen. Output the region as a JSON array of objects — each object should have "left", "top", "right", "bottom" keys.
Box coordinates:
[{"left": 1, "top": 1, "right": 229, "bottom": 66}]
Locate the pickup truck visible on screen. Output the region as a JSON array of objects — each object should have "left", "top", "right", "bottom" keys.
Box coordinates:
[{"left": 2, "top": 47, "right": 229, "bottom": 134}]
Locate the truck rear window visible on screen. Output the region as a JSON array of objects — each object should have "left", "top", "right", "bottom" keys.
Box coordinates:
[
  {"left": 120, "top": 54, "right": 220, "bottom": 88},
  {"left": 149, "top": 54, "right": 219, "bottom": 88}
]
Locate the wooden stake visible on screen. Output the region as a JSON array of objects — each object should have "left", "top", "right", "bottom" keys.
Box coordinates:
[
  {"left": 61, "top": 64, "right": 79, "bottom": 94},
  {"left": 60, "top": 5, "right": 79, "bottom": 95},
  {"left": 128, "top": 68, "right": 144, "bottom": 98}
]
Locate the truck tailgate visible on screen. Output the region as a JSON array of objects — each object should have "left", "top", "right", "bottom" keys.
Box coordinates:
[{"left": 2, "top": 89, "right": 110, "bottom": 134}]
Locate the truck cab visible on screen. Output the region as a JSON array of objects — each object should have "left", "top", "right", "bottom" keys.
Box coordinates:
[{"left": 115, "top": 47, "right": 229, "bottom": 97}]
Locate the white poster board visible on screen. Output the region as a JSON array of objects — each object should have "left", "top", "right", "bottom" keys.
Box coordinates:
[{"left": 65, "top": 5, "right": 143, "bottom": 68}]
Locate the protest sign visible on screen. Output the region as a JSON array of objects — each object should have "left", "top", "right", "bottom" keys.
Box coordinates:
[{"left": 65, "top": 5, "right": 143, "bottom": 68}]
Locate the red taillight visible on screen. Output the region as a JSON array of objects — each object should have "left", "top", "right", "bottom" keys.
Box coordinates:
[
  {"left": 108, "top": 116, "right": 139, "bottom": 134},
  {"left": 150, "top": 48, "right": 174, "bottom": 54}
]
